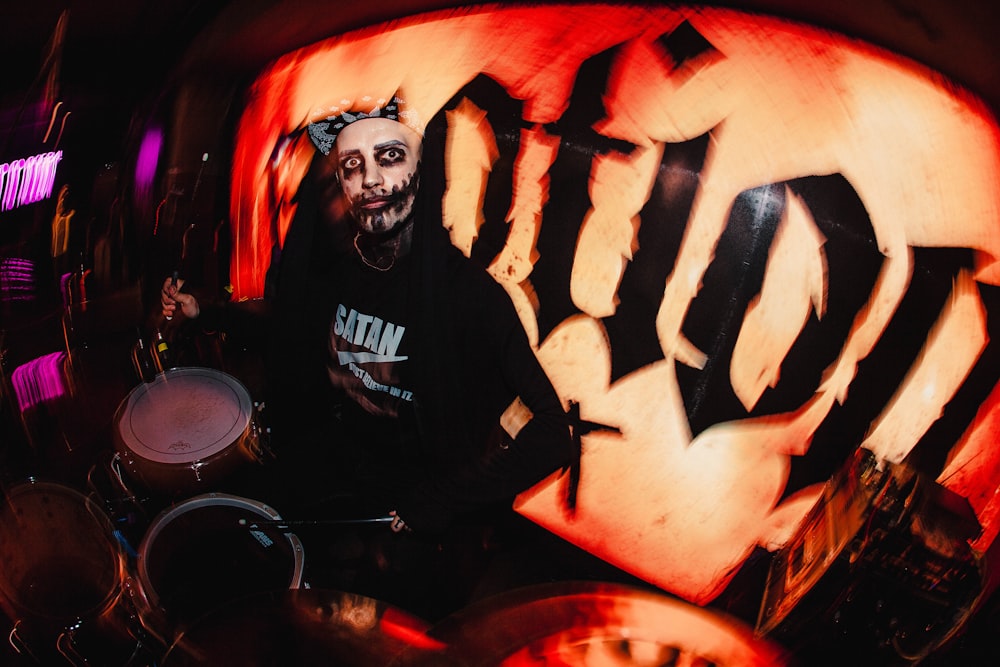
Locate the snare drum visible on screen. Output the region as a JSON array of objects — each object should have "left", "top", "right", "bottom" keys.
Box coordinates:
[
  {"left": 0, "top": 481, "right": 143, "bottom": 664},
  {"left": 131, "top": 493, "right": 305, "bottom": 644},
  {"left": 113, "top": 367, "right": 260, "bottom": 498}
]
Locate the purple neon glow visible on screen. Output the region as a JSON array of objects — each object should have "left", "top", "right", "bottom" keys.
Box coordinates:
[
  {"left": 0, "top": 257, "right": 37, "bottom": 302},
  {"left": 60, "top": 271, "right": 73, "bottom": 306},
  {"left": 11, "top": 351, "right": 67, "bottom": 412},
  {"left": 135, "top": 127, "right": 163, "bottom": 202},
  {"left": 0, "top": 151, "right": 62, "bottom": 211}
]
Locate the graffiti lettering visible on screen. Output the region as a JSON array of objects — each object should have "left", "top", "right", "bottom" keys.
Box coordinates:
[
  {"left": 239, "top": 4, "right": 1000, "bottom": 603},
  {"left": 422, "top": 17, "right": 1000, "bottom": 603}
]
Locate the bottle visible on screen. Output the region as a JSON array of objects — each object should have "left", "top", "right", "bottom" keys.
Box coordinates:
[
  {"left": 152, "top": 328, "right": 172, "bottom": 374},
  {"left": 131, "top": 328, "right": 155, "bottom": 383}
]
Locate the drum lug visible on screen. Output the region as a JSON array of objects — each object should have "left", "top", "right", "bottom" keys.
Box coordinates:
[
  {"left": 247, "top": 428, "right": 275, "bottom": 462},
  {"left": 247, "top": 402, "right": 275, "bottom": 462}
]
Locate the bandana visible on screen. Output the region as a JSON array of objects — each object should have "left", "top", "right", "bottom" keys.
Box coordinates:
[{"left": 306, "top": 95, "right": 420, "bottom": 155}]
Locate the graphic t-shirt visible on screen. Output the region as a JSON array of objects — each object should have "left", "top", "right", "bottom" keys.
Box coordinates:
[{"left": 326, "top": 253, "right": 414, "bottom": 419}]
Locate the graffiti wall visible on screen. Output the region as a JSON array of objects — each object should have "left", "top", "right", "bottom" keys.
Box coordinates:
[{"left": 228, "top": 3, "right": 1000, "bottom": 604}]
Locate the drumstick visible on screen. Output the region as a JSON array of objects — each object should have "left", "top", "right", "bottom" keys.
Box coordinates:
[
  {"left": 164, "top": 270, "right": 179, "bottom": 320},
  {"left": 238, "top": 517, "right": 393, "bottom": 529}
]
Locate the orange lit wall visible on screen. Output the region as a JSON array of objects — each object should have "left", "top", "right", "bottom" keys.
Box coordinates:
[{"left": 229, "top": 4, "right": 1000, "bottom": 604}]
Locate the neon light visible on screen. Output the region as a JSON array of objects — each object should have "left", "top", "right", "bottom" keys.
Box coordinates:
[
  {"left": 135, "top": 127, "right": 162, "bottom": 201},
  {"left": 0, "top": 150, "right": 63, "bottom": 212},
  {"left": 11, "top": 351, "right": 67, "bottom": 413},
  {"left": 60, "top": 271, "right": 73, "bottom": 306},
  {"left": 0, "top": 257, "right": 37, "bottom": 302}
]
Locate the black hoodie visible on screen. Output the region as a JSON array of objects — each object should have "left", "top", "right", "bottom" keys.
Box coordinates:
[{"left": 195, "top": 138, "right": 573, "bottom": 534}]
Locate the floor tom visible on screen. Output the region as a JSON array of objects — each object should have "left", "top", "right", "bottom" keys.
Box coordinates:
[{"left": 131, "top": 493, "right": 305, "bottom": 644}]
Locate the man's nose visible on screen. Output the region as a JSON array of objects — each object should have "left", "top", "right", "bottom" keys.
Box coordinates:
[{"left": 362, "top": 163, "right": 382, "bottom": 188}]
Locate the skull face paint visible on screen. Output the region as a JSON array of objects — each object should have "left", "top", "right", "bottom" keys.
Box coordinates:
[{"left": 335, "top": 117, "right": 422, "bottom": 237}]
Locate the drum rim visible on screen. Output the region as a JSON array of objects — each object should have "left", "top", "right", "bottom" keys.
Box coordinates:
[
  {"left": 0, "top": 480, "right": 124, "bottom": 622},
  {"left": 420, "top": 581, "right": 787, "bottom": 666},
  {"left": 115, "top": 367, "right": 254, "bottom": 465},
  {"left": 134, "top": 493, "right": 305, "bottom": 612}
]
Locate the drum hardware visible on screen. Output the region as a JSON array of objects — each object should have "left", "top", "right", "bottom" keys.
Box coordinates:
[
  {"left": 86, "top": 451, "right": 153, "bottom": 553},
  {"left": 755, "top": 447, "right": 984, "bottom": 665},
  {"left": 159, "top": 588, "right": 436, "bottom": 666},
  {"left": 6, "top": 618, "right": 120, "bottom": 666},
  {"left": 7, "top": 621, "right": 41, "bottom": 663},
  {"left": 0, "top": 480, "right": 153, "bottom": 666},
  {"left": 246, "top": 400, "right": 275, "bottom": 463},
  {"left": 130, "top": 493, "right": 306, "bottom": 648},
  {"left": 88, "top": 450, "right": 150, "bottom": 509},
  {"left": 237, "top": 516, "right": 394, "bottom": 530}
]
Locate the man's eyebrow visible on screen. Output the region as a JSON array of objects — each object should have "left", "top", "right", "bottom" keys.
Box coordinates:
[
  {"left": 373, "top": 140, "right": 407, "bottom": 151},
  {"left": 337, "top": 140, "right": 407, "bottom": 159}
]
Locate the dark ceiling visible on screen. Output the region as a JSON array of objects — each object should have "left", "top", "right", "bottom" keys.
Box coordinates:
[
  {"left": 2, "top": 1, "right": 999, "bottom": 151},
  {"left": 0, "top": 1, "right": 226, "bottom": 104}
]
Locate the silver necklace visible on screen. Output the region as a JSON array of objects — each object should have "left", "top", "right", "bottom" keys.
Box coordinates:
[{"left": 353, "top": 232, "right": 395, "bottom": 271}]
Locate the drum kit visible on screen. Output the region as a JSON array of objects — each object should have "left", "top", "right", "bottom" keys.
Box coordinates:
[
  {"left": 0, "top": 355, "right": 301, "bottom": 664},
  {"left": 1, "top": 349, "right": 788, "bottom": 665},
  {"left": 0, "top": 481, "right": 143, "bottom": 665}
]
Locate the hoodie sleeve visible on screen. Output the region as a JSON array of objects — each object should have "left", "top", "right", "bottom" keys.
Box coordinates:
[{"left": 397, "top": 266, "right": 573, "bottom": 534}]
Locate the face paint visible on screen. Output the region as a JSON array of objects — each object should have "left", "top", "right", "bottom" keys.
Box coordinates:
[
  {"left": 335, "top": 117, "right": 422, "bottom": 237},
  {"left": 345, "top": 166, "right": 419, "bottom": 236}
]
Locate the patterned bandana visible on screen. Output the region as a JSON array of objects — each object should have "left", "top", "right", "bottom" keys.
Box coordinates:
[{"left": 307, "top": 95, "right": 419, "bottom": 155}]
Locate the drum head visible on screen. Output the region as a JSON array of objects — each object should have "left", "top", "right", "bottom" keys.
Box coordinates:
[
  {"left": 116, "top": 367, "right": 253, "bottom": 466},
  {"left": 162, "top": 589, "right": 436, "bottom": 667},
  {"left": 0, "top": 482, "right": 122, "bottom": 622},
  {"left": 136, "top": 494, "right": 304, "bottom": 632}
]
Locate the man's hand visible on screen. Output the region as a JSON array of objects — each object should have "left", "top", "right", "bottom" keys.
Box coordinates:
[
  {"left": 161, "top": 275, "right": 200, "bottom": 320},
  {"left": 389, "top": 510, "right": 412, "bottom": 534}
]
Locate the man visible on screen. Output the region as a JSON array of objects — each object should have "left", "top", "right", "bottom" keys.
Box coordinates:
[{"left": 161, "top": 93, "right": 573, "bottom": 544}]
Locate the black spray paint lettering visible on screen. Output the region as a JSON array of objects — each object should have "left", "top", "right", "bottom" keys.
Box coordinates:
[{"left": 433, "top": 21, "right": 998, "bottom": 485}]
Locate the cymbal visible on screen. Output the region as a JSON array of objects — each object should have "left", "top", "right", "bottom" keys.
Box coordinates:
[
  {"left": 391, "top": 581, "right": 790, "bottom": 666},
  {"left": 161, "top": 588, "right": 443, "bottom": 666}
]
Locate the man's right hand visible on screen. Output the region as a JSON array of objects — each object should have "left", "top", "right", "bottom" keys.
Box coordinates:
[
  {"left": 161, "top": 275, "right": 200, "bottom": 320},
  {"left": 389, "top": 510, "right": 413, "bottom": 534}
]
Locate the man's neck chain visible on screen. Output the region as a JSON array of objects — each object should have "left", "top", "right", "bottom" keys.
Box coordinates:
[{"left": 353, "top": 233, "right": 396, "bottom": 271}]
